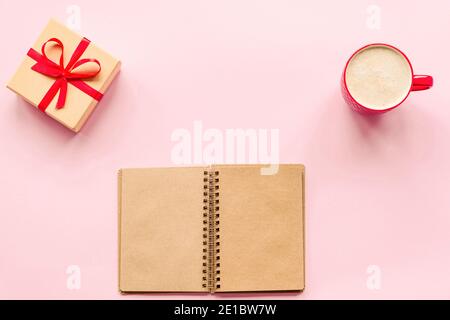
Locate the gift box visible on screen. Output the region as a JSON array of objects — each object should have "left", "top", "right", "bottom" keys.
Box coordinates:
[{"left": 7, "top": 19, "right": 120, "bottom": 132}]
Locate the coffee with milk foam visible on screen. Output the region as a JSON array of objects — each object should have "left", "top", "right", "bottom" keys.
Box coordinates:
[{"left": 345, "top": 46, "right": 412, "bottom": 110}]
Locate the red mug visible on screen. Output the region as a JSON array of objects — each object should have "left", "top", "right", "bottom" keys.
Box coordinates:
[{"left": 341, "top": 43, "right": 433, "bottom": 114}]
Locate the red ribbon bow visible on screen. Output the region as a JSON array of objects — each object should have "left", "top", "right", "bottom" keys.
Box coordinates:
[{"left": 27, "top": 37, "right": 103, "bottom": 112}]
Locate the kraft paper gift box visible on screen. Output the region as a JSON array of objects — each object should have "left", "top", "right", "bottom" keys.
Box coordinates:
[{"left": 7, "top": 19, "right": 121, "bottom": 132}]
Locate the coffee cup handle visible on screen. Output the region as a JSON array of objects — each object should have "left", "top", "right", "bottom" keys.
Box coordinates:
[{"left": 412, "top": 75, "right": 433, "bottom": 91}]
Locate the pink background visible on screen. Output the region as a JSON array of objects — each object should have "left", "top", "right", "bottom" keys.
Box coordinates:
[{"left": 1, "top": 0, "right": 449, "bottom": 299}]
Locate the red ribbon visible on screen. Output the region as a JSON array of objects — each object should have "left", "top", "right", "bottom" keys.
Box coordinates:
[{"left": 27, "top": 37, "right": 103, "bottom": 112}]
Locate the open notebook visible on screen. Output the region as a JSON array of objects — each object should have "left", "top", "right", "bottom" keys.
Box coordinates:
[{"left": 118, "top": 164, "right": 305, "bottom": 293}]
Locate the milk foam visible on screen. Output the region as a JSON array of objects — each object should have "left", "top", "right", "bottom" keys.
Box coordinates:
[{"left": 345, "top": 46, "right": 412, "bottom": 110}]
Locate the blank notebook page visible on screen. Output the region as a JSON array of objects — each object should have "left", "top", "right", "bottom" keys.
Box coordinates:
[
  {"left": 215, "top": 164, "right": 305, "bottom": 292},
  {"left": 119, "top": 167, "right": 205, "bottom": 292}
]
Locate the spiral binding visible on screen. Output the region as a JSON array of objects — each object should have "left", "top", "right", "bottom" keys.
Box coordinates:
[{"left": 202, "top": 169, "right": 220, "bottom": 292}]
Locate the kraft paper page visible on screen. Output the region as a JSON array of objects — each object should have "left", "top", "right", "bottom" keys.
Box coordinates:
[
  {"left": 214, "top": 164, "right": 305, "bottom": 292},
  {"left": 119, "top": 167, "right": 205, "bottom": 292}
]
